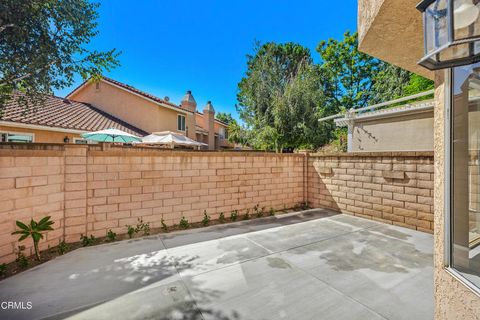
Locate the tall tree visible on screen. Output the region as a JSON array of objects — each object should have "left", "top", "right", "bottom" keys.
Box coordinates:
[
  {"left": 0, "top": 0, "right": 120, "bottom": 108},
  {"left": 316, "top": 31, "right": 380, "bottom": 112},
  {"left": 215, "top": 112, "right": 235, "bottom": 124},
  {"left": 237, "top": 42, "right": 329, "bottom": 151}
]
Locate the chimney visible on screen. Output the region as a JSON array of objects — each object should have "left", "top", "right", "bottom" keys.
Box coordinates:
[
  {"left": 180, "top": 90, "right": 197, "bottom": 113},
  {"left": 204, "top": 101, "right": 215, "bottom": 150}
]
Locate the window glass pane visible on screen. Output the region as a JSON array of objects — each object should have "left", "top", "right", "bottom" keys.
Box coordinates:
[
  {"left": 452, "top": 61, "right": 480, "bottom": 287},
  {"left": 0, "top": 133, "right": 33, "bottom": 143},
  {"left": 177, "top": 115, "right": 185, "bottom": 131}
]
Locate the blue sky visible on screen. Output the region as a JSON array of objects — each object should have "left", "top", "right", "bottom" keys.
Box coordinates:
[{"left": 55, "top": 0, "right": 358, "bottom": 120}]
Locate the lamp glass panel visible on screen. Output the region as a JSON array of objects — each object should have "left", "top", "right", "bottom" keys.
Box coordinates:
[
  {"left": 453, "top": 1, "right": 480, "bottom": 41},
  {"left": 425, "top": 0, "right": 449, "bottom": 54}
]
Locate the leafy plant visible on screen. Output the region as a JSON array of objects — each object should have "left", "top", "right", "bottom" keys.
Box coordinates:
[
  {"left": 126, "top": 225, "right": 135, "bottom": 239},
  {"left": 11, "top": 216, "right": 54, "bottom": 261},
  {"left": 202, "top": 210, "right": 211, "bottom": 226},
  {"left": 106, "top": 229, "right": 117, "bottom": 242},
  {"left": 243, "top": 209, "right": 250, "bottom": 220},
  {"left": 80, "top": 234, "right": 96, "bottom": 247},
  {"left": 269, "top": 207, "right": 276, "bottom": 216},
  {"left": 230, "top": 210, "right": 238, "bottom": 222},
  {"left": 135, "top": 218, "right": 150, "bottom": 236},
  {"left": 179, "top": 216, "right": 190, "bottom": 229},
  {"left": 253, "top": 204, "right": 260, "bottom": 217},
  {"left": 161, "top": 218, "right": 168, "bottom": 232},
  {"left": 16, "top": 246, "right": 28, "bottom": 268},
  {"left": 0, "top": 263, "right": 6, "bottom": 276},
  {"left": 58, "top": 240, "right": 69, "bottom": 255},
  {"left": 219, "top": 212, "right": 225, "bottom": 223}
]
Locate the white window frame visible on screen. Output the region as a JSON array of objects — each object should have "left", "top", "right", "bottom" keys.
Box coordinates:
[
  {"left": 177, "top": 114, "right": 186, "bottom": 132},
  {"left": 0, "top": 130, "right": 34, "bottom": 143},
  {"left": 73, "top": 137, "right": 97, "bottom": 144}
]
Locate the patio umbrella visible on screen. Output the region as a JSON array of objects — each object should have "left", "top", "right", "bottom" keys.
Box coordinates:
[
  {"left": 80, "top": 128, "right": 142, "bottom": 143},
  {"left": 137, "top": 131, "right": 207, "bottom": 148}
]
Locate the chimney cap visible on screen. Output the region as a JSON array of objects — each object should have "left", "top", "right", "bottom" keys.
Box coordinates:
[
  {"left": 181, "top": 90, "right": 196, "bottom": 104},
  {"left": 204, "top": 101, "right": 215, "bottom": 113}
]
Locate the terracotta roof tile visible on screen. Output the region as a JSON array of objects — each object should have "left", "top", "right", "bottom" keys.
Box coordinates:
[{"left": 1, "top": 94, "right": 147, "bottom": 136}]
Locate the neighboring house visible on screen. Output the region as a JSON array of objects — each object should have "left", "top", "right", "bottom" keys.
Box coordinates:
[
  {"left": 358, "top": 0, "right": 480, "bottom": 318},
  {"left": 334, "top": 100, "right": 435, "bottom": 152},
  {"left": 0, "top": 76, "right": 231, "bottom": 150},
  {"left": 67, "top": 76, "right": 231, "bottom": 150},
  {"left": 0, "top": 94, "right": 146, "bottom": 143}
]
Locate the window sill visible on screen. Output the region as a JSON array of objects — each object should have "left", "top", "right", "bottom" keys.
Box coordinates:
[{"left": 444, "top": 267, "right": 480, "bottom": 297}]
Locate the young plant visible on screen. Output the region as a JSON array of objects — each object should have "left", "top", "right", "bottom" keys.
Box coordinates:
[
  {"left": 106, "top": 229, "right": 117, "bottom": 242},
  {"left": 219, "top": 212, "right": 225, "bottom": 223},
  {"left": 16, "top": 246, "right": 28, "bottom": 268},
  {"left": 243, "top": 209, "right": 250, "bottom": 220},
  {"left": 253, "top": 204, "right": 260, "bottom": 217},
  {"left": 179, "top": 216, "right": 190, "bottom": 229},
  {"left": 230, "top": 210, "right": 238, "bottom": 221},
  {"left": 0, "top": 263, "right": 6, "bottom": 276},
  {"left": 135, "top": 218, "right": 150, "bottom": 236},
  {"left": 202, "top": 210, "right": 211, "bottom": 226},
  {"left": 11, "top": 216, "right": 54, "bottom": 261},
  {"left": 80, "top": 234, "right": 96, "bottom": 247},
  {"left": 161, "top": 218, "right": 168, "bottom": 232},
  {"left": 269, "top": 207, "right": 276, "bottom": 216},
  {"left": 58, "top": 240, "right": 69, "bottom": 255},
  {"left": 126, "top": 225, "right": 135, "bottom": 239}
]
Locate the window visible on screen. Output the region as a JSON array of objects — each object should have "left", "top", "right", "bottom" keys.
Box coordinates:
[
  {"left": 450, "top": 62, "right": 480, "bottom": 288},
  {"left": 219, "top": 127, "right": 225, "bottom": 140},
  {"left": 73, "top": 138, "right": 97, "bottom": 144},
  {"left": 177, "top": 115, "right": 186, "bottom": 131},
  {"left": 0, "top": 131, "right": 33, "bottom": 143}
]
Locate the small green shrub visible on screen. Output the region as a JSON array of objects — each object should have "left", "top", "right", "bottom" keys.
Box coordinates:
[
  {"left": 16, "top": 246, "right": 28, "bottom": 268},
  {"left": 243, "top": 209, "right": 250, "bottom": 220},
  {"left": 58, "top": 240, "right": 69, "bottom": 255},
  {"left": 219, "top": 212, "right": 225, "bottom": 223},
  {"left": 135, "top": 218, "right": 150, "bottom": 236},
  {"left": 161, "top": 218, "right": 168, "bottom": 232},
  {"left": 126, "top": 225, "right": 135, "bottom": 238},
  {"left": 269, "top": 207, "right": 276, "bottom": 216},
  {"left": 11, "top": 216, "right": 54, "bottom": 261},
  {"left": 80, "top": 234, "right": 96, "bottom": 247},
  {"left": 202, "top": 210, "right": 211, "bottom": 226},
  {"left": 0, "top": 263, "right": 6, "bottom": 276},
  {"left": 179, "top": 216, "right": 190, "bottom": 229},
  {"left": 230, "top": 210, "right": 238, "bottom": 221},
  {"left": 106, "top": 229, "right": 117, "bottom": 242}
]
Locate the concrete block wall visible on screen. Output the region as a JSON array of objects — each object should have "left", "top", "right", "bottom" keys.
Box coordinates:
[
  {"left": 307, "top": 152, "right": 434, "bottom": 232},
  {"left": 82, "top": 145, "right": 304, "bottom": 239},
  {"left": 0, "top": 144, "right": 436, "bottom": 264},
  {"left": 0, "top": 145, "right": 65, "bottom": 263}
]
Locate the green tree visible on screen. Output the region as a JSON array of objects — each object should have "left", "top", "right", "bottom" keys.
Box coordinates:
[
  {"left": 237, "top": 42, "right": 329, "bottom": 151},
  {"left": 216, "top": 112, "right": 235, "bottom": 124},
  {"left": 0, "top": 0, "right": 120, "bottom": 109}
]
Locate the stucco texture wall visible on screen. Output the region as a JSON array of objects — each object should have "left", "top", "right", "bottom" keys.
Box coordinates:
[
  {"left": 352, "top": 112, "right": 434, "bottom": 152},
  {"left": 69, "top": 81, "right": 189, "bottom": 136},
  {"left": 433, "top": 72, "right": 480, "bottom": 319},
  {"left": 0, "top": 125, "right": 81, "bottom": 144}
]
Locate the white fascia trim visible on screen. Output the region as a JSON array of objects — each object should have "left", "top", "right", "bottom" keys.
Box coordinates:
[
  {"left": 334, "top": 104, "right": 434, "bottom": 127},
  {"left": 0, "top": 121, "right": 88, "bottom": 134},
  {"left": 67, "top": 79, "right": 191, "bottom": 115}
]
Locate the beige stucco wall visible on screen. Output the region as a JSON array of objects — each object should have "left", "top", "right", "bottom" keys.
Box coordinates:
[
  {"left": 433, "top": 72, "right": 480, "bottom": 319},
  {"left": 358, "top": 0, "right": 432, "bottom": 79},
  {"left": 69, "top": 81, "right": 192, "bottom": 137},
  {"left": 352, "top": 111, "right": 434, "bottom": 152},
  {"left": 0, "top": 125, "right": 81, "bottom": 143}
]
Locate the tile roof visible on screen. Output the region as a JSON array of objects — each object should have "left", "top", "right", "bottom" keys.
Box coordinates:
[
  {"left": 1, "top": 94, "right": 147, "bottom": 136},
  {"left": 68, "top": 76, "right": 186, "bottom": 111}
]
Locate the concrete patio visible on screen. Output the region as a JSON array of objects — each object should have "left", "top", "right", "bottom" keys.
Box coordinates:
[{"left": 0, "top": 209, "right": 433, "bottom": 320}]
